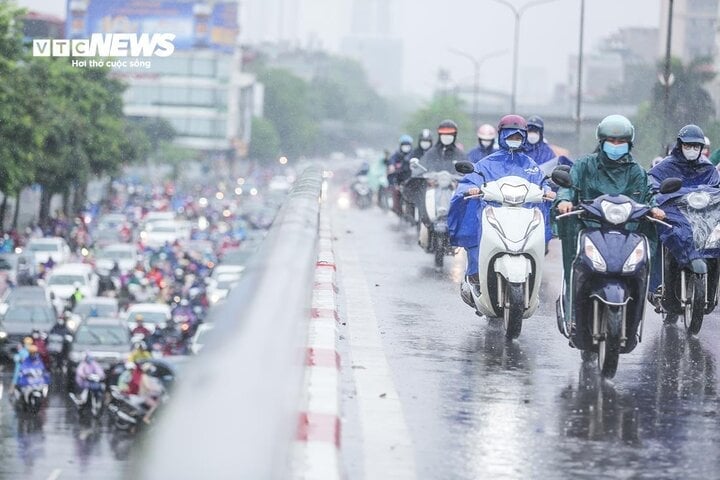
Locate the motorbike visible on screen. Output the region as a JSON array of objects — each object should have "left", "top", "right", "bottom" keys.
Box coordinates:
[
  {"left": 412, "top": 159, "right": 460, "bottom": 268},
  {"left": 107, "top": 384, "right": 166, "bottom": 432},
  {"left": 455, "top": 161, "right": 549, "bottom": 339},
  {"left": 47, "top": 332, "right": 73, "bottom": 373},
  {"left": 655, "top": 185, "right": 720, "bottom": 334},
  {"left": 351, "top": 175, "right": 372, "bottom": 209},
  {"left": 71, "top": 373, "right": 105, "bottom": 418},
  {"left": 553, "top": 169, "right": 681, "bottom": 378},
  {"left": 14, "top": 367, "right": 49, "bottom": 414}
]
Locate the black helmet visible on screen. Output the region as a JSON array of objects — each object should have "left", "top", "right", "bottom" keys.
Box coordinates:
[
  {"left": 497, "top": 114, "right": 527, "bottom": 133},
  {"left": 437, "top": 120, "right": 458, "bottom": 135},
  {"left": 526, "top": 115, "right": 544, "bottom": 131},
  {"left": 677, "top": 124, "right": 705, "bottom": 145}
]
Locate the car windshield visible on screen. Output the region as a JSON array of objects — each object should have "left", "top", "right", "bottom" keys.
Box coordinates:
[
  {"left": 4, "top": 305, "right": 54, "bottom": 323},
  {"left": 217, "top": 279, "right": 239, "bottom": 290},
  {"left": 48, "top": 274, "right": 86, "bottom": 286},
  {"left": 0, "top": 258, "right": 13, "bottom": 269},
  {"left": 97, "top": 250, "right": 134, "bottom": 260},
  {"left": 128, "top": 311, "right": 167, "bottom": 324},
  {"left": 75, "top": 303, "right": 117, "bottom": 317},
  {"left": 75, "top": 325, "right": 128, "bottom": 346},
  {"left": 27, "top": 243, "right": 59, "bottom": 252},
  {"left": 149, "top": 225, "right": 176, "bottom": 233}
]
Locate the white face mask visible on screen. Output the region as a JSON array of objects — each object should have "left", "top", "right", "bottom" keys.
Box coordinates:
[
  {"left": 440, "top": 134, "right": 455, "bottom": 146},
  {"left": 420, "top": 140, "right": 431, "bottom": 150},
  {"left": 527, "top": 132, "right": 541, "bottom": 145},
  {"left": 506, "top": 139, "right": 522, "bottom": 150},
  {"left": 400, "top": 144, "right": 412, "bottom": 153},
  {"left": 682, "top": 146, "right": 701, "bottom": 161},
  {"left": 480, "top": 139, "right": 493, "bottom": 148}
]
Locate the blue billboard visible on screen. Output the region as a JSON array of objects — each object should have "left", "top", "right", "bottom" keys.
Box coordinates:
[{"left": 66, "top": 0, "right": 238, "bottom": 53}]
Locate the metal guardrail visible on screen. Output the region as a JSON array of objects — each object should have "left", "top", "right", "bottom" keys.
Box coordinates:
[{"left": 139, "top": 166, "right": 324, "bottom": 479}]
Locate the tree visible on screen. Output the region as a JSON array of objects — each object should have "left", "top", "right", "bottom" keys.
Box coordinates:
[
  {"left": 404, "top": 95, "right": 474, "bottom": 150},
  {"left": 249, "top": 117, "right": 281, "bottom": 163}
]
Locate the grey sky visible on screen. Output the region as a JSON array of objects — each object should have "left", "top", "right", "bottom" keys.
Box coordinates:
[{"left": 19, "top": 0, "right": 662, "bottom": 99}]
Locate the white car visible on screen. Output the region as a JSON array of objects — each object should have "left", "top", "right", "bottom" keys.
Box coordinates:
[
  {"left": 144, "top": 211, "right": 175, "bottom": 223},
  {"left": 25, "top": 237, "right": 71, "bottom": 266},
  {"left": 211, "top": 264, "right": 245, "bottom": 280},
  {"left": 140, "top": 220, "right": 187, "bottom": 248},
  {"left": 95, "top": 243, "right": 138, "bottom": 273},
  {"left": 46, "top": 263, "right": 99, "bottom": 305},
  {"left": 190, "top": 323, "right": 214, "bottom": 355},
  {"left": 207, "top": 273, "right": 241, "bottom": 305},
  {"left": 124, "top": 303, "right": 172, "bottom": 333},
  {"left": 95, "top": 213, "right": 127, "bottom": 231}
]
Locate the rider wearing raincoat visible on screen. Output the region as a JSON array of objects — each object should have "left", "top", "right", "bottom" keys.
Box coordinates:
[{"left": 448, "top": 115, "right": 553, "bottom": 291}]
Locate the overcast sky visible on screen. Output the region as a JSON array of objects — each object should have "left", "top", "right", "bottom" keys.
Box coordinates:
[{"left": 19, "top": 0, "right": 662, "bottom": 99}]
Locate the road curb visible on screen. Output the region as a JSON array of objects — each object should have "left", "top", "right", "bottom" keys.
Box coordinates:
[{"left": 294, "top": 203, "right": 342, "bottom": 480}]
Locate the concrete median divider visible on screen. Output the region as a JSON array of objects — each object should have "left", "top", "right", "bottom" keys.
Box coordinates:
[{"left": 139, "top": 166, "right": 342, "bottom": 479}]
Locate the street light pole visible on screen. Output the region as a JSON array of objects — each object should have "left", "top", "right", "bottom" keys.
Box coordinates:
[
  {"left": 490, "top": 0, "right": 559, "bottom": 112},
  {"left": 662, "top": 0, "right": 675, "bottom": 151},
  {"left": 449, "top": 48, "right": 508, "bottom": 125},
  {"left": 575, "top": 0, "right": 586, "bottom": 154}
]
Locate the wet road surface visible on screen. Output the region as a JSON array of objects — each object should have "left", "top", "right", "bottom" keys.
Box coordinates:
[{"left": 333, "top": 194, "right": 720, "bottom": 479}]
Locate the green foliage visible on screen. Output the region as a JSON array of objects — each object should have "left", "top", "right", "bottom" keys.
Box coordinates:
[
  {"left": 249, "top": 116, "right": 281, "bottom": 162},
  {"left": 404, "top": 95, "right": 474, "bottom": 150}
]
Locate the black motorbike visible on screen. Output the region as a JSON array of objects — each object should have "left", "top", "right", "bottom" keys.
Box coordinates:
[
  {"left": 553, "top": 169, "right": 680, "bottom": 378},
  {"left": 655, "top": 185, "right": 720, "bottom": 334}
]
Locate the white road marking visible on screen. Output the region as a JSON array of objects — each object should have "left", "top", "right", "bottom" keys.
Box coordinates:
[{"left": 336, "top": 227, "right": 417, "bottom": 479}]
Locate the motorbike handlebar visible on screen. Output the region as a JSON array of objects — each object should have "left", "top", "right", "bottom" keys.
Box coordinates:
[{"left": 644, "top": 216, "right": 673, "bottom": 228}]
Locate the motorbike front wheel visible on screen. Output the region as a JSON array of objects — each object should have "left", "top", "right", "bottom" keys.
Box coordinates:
[
  {"left": 598, "top": 305, "right": 621, "bottom": 379},
  {"left": 684, "top": 274, "right": 705, "bottom": 335},
  {"left": 504, "top": 282, "right": 524, "bottom": 340}
]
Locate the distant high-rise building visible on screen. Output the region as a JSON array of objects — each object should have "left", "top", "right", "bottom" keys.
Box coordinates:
[{"left": 659, "top": 0, "right": 719, "bottom": 60}]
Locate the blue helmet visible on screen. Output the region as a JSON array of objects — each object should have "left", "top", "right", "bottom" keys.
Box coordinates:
[
  {"left": 677, "top": 124, "right": 705, "bottom": 145},
  {"left": 398, "top": 134, "right": 413, "bottom": 146}
]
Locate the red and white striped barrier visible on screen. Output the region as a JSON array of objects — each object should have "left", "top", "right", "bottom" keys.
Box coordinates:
[{"left": 294, "top": 206, "right": 342, "bottom": 480}]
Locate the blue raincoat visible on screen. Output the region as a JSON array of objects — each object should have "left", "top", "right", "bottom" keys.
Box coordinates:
[
  {"left": 448, "top": 130, "right": 549, "bottom": 276},
  {"left": 525, "top": 140, "right": 562, "bottom": 243},
  {"left": 467, "top": 143, "right": 498, "bottom": 164}
]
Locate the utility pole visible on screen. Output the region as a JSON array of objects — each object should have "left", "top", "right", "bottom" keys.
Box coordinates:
[
  {"left": 575, "top": 0, "right": 585, "bottom": 154},
  {"left": 662, "top": 0, "right": 675, "bottom": 152},
  {"left": 449, "top": 49, "right": 507, "bottom": 125}
]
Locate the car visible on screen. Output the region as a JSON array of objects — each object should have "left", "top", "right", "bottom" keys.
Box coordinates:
[
  {"left": 0, "top": 301, "right": 57, "bottom": 359},
  {"left": 140, "top": 221, "right": 186, "bottom": 249},
  {"left": 68, "top": 316, "right": 131, "bottom": 375},
  {"left": 124, "top": 303, "right": 172, "bottom": 333},
  {"left": 25, "top": 237, "right": 71, "bottom": 266},
  {"left": 207, "top": 273, "right": 241, "bottom": 305},
  {"left": 0, "top": 285, "right": 53, "bottom": 315},
  {"left": 46, "top": 263, "right": 99, "bottom": 308},
  {"left": 72, "top": 297, "right": 119, "bottom": 321},
  {"left": 95, "top": 243, "right": 138, "bottom": 273},
  {"left": 92, "top": 228, "right": 124, "bottom": 249},
  {"left": 144, "top": 211, "right": 175, "bottom": 223},
  {"left": 95, "top": 213, "right": 127, "bottom": 231},
  {"left": 190, "top": 323, "right": 214, "bottom": 355}
]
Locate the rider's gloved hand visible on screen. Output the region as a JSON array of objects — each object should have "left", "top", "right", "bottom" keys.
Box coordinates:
[
  {"left": 557, "top": 201, "right": 573, "bottom": 214},
  {"left": 467, "top": 187, "right": 481, "bottom": 196},
  {"left": 650, "top": 207, "right": 666, "bottom": 220}
]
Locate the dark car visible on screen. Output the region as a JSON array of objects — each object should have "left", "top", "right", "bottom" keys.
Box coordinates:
[
  {"left": 0, "top": 301, "right": 57, "bottom": 359},
  {"left": 68, "top": 317, "right": 131, "bottom": 380}
]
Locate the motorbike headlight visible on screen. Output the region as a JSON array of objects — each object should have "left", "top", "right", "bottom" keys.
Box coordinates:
[
  {"left": 600, "top": 200, "right": 632, "bottom": 225},
  {"left": 66, "top": 320, "right": 77, "bottom": 331},
  {"left": 583, "top": 237, "right": 607, "bottom": 272},
  {"left": 687, "top": 191, "right": 711, "bottom": 210},
  {"left": 500, "top": 183, "right": 529, "bottom": 205},
  {"left": 622, "top": 240, "right": 646, "bottom": 273},
  {"left": 707, "top": 225, "right": 720, "bottom": 248}
]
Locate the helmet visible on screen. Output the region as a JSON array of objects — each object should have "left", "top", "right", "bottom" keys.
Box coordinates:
[
  {"left": 135, "top": 314, "right": 144, "bottom": 323},
  {"left": 437, "top": 119, "right": 458, "bottom": 135},
  {"left": 497, "top": 115, "right": 527, "bottom": 133},
  {"left": 83, "top": 351, "right": 93, "bottom": 362},
  {"left": 398, "top": 134, "right": 413, "bottom": 146},
  {"left": 526, "top": 115, "right": 545, "bottom": 131},
  {"left": 596, "top": 115, "right": 634, "bottom": 143},
  {"left": 477, "top": 124, "right": 497, "bottom": 141},
  {"left": 134, "top": 340, "right": 147, "bottom": 351},
  {"left": 23, "top": 337, "right": 33, "bottom": 346},
  {"left": 419, "top": 128, "right": 433, "bottom": 142},
  {"left": 676, "top": 124, "right": 705, "bottom": 145}
]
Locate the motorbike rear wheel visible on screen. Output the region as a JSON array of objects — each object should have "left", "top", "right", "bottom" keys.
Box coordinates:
[
  {"left": 684, "top": 274, "right": 705, "bottom": 335},
  {"left": 504, "top": 283, "right": 524, "bottom": 340},
  {"left": 598, "top": 305, "right": 621, "bottom": 379}
]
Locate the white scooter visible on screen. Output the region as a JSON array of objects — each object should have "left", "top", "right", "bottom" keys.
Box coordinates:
[{"left": 456, "top": 162, "right": 548, "bottom": 340}]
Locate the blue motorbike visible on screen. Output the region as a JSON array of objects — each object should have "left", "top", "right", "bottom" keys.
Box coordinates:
[
  {"left": 655, "top": 185, "right": 720, "bottom": 334},
  {"left": 553, "top": 169, "right": 680, "bottom": 378},
  {"left": 15, "top": 367, "right": 50, "bottom": 414}
]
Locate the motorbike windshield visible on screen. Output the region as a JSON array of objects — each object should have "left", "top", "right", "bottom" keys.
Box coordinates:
[{"left": 674, "top": 187, "right": 720, "bottom": 252}]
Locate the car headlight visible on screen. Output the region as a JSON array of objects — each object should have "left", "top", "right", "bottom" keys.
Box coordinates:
[
  {"left": 69, "top": 351, "right": 82, "bottom": 363},
  {"left": 600, "top": 200, "right": 632, "bottom": 225},
  {"left": 622, "top": 240, "right": 646, "bottom": 272},
  {"left": 66, "top": 319, "right": 77, "bottom": 331},
  {"left": 500, "top": 183, "right": 529, "bottom": 205},
  {"left": 211, "top": 293, "right": 221, "bottom": 304},
  {"left": 0, "top": 331, "right": 7, "bottom": 339},
  {"left": 583, "top": 237, "right": 607, "bottom": 272},
  {"left": 687, "top": 191, "right": 711, "bottom": 210}
]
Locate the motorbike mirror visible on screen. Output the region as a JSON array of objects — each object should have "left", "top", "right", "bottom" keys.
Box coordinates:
[
  {"left": 409, "top": 157, "right": 420, "bottom": 165},
  {"left": 659, "top": 177, "right": 682, "bottom": 194},
  {"left": 551, "top": 169, "right": 573, "bottom": 188},
  {"left": 454, "top": 161, "right": 474, "bottom": 174},
  {"left": 555, "top": 164, "right": 572, "bottom": 173}
]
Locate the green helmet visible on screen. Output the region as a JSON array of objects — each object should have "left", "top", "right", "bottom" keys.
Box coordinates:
[{"left": 596, "top": 115, "right": 635, "bottom": 145}]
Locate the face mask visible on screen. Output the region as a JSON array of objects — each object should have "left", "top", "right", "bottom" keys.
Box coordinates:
[
  {"left": 420, "top": 140, "right": 431, "bottom": 150},
  {"left": 603, "top": 142, "right": 629, "bottom": 160},
  {"left": 440, "top": 134, "right": 455, "bottom": 146},
  {"left": 682, "top": 146, "right": 701, "bottom": 161},
  {"left": 527, "top": 132, "right": 541, "bottom": 145},
  {"left": 480, "top": 139, "right": 493, "bottom": 148},
  {"left": 400, "top": 144, "right": 411, "bottom": 153},
  {"left": 506, "top": 139, "right": 523, "bottom": 150}
]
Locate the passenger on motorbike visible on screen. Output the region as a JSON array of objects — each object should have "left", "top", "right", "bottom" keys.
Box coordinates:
[
  {"left": 647, "top": 124, "right": 720, "bottom": 301},
  {"left": 131, "top": 314, "right": 152, "bottom": 339},
  {"left": 138, "top": 362, "right": 164, "bottom": 424},
  {"left": 129, "top": 340, "right": 152, "bottom": 363},
  {"left": 467, "top": 124, "right": 498, "bottom": 163},
  {"left": 70, "top": 352, "right": 106, "bottom": 405},
  {"left": 555, "top": 115, "right": 665, "bottom": 296},
  {"left": 31, "top": 329, "right": 50, "bottom": 369},
  {"left": 448, "top": 114, "right": 554, "bottom": 294},
  {"left": 118, "top": 361, "right": 142, "bottom": 395}
]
